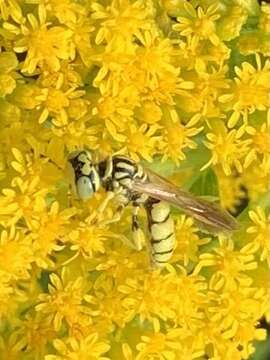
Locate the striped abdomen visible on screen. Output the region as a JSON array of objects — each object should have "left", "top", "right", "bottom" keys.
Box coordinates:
[{"left": 145, "top": 199, "right": 175, "bottom": 268}]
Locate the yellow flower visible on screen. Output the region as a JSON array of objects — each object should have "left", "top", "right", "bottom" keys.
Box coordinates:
[
  {"left": 68, "top": 212, "right": 115, "bottom": 260},
  {"left": 173, "top": 215, "right": 210, "bottom": 266},
  {"left": 202, "top": 127, "right": 251, "bottom": 176},
  {"left": 119, "top": 271, "right": 178, "bottom": 325},
  {"left": 92, "top": 0, "right": 153, "bottom": 46},
  {"left": 45, "top": 334, "right": 110, "bottom": 360},
  {"left": 37, "top": 71, "right": 87, "bottom": 127},
  {"left": 220, "top": 54, "right": 270, "bottom": 128},
  {"left": 10, "top": 147, "right": 62, "bottom": 189},
  {"left": 187, "top": 64, "right": 230, "bottom": 117},
  {"left": 36, "top": 269, "right": 90, "bottom": 331},
  {"left": 31, "top": 201, "right": 77, "bottom": 268},
  {"left": 124, "top": 123, "right": 160, "bottom": 162},
  {"left": 123, "top": 326, "right": 205, "bottom": 359},
  {"left": 173, "top": 2, "right": 220, "bottom": 46},
  {"left": 0, "top": 227, "right": 33, "bottom": 281},
  {"left": 44, "top": 0, "right": 85, "bottom": 24},
  {"left": 207, "top": 286, "right": 267, "bottom": 356},
  {"left": 160, "top": 110, "right": 202, "bottom": 165},
  {"left": 12, "top": 313, "right": 56, "bottom": 358},
  {"left": 215, "top": 166, "right": 246, "bottom": 213},
  {"left": 67, "top": 16, "right": 95, "bottom": 67},
  {"left": 135, "top": 330, "right": 184, "bottom": 360},
  {"left": 50, "top": 120, "right": 99, "bottom": 155},
  {"left": 243, "top": 113, "right": 270, "bottom": 171},
  {"left": 93, "top": 86, "right": 139, "bottom": 139},
  {"left": 0, "top": 176, "right": 47, "bottom": 228},
  {"left": 135, "top": 33, "right": 179, "bottom": 88},
  {"left": 247, "top": 206, "right": 270, "bottom": 262},
  {"left": 195, "top": 237, "right": 258, "bottom": 291},
  {"left": 0, "top": 52, "right": 18, "bottom": 97},
  {"left": 10, "top": 4, "right": 75, "bottom": 73}
]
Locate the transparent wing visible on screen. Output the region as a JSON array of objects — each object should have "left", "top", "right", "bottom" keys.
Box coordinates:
[{"left": 133, "top": 168, "right": 238, "bottom": 234}]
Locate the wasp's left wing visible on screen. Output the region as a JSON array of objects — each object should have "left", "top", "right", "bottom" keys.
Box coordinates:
[{"left": 133, "top": 168, "right": 238, "bottom": 235}]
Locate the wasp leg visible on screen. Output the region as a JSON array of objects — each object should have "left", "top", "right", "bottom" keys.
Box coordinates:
[
  {"left": 99, "top": 203, "right": 126, "bottom": 226},
  {"left": 131, "top": 205, "right": 145, "bottom": 251},
  {"left": 96, "top": 191, "right": 115, "bottom": 215}
]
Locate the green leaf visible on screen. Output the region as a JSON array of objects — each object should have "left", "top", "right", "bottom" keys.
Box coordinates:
[
  {"left": 190, "top": 168, "right": 219, "bottom": 197},
  {"left": 251, "top": 334, "right": 270, "bottom": 360}
]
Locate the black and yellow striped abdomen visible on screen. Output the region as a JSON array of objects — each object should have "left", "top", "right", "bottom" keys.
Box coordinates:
[{"left": 145, "top": 199, "right": 175, "bottom": 267}]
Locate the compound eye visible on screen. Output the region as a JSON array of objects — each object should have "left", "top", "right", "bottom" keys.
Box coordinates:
[{"left": 76, "top": 176, "right": 93, "bottom": 200}]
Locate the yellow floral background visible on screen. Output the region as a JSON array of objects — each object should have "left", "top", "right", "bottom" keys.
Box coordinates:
[{"left": 0, "top": 0, "right": 269, "bottom": 359}]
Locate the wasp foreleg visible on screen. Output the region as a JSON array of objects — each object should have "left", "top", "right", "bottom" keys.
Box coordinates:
[{"left": 96, "top": 191, "right": 115, "bottom": 215}]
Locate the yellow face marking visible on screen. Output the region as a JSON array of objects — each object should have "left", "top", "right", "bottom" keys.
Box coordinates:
[
  {"left": 78, "top": 152, "right": 91, "bottom": 164},
  {"left": 81, "top": 163, "right": 92, "bottom": 176}
]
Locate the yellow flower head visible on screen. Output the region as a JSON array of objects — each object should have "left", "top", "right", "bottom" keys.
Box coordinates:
[
  {"left": 46, "top": 334, "right": 110, "bottom": 360},
  {"left": 220, "top": 54, "right": 270, "bottom": 128},
  {"left": 10, "top": 5, "right": 75, "bottom": 73},
  {"left": 174, "top": 2, "right": 220, "bottom": 46},
  {"left": 202, "top": 127, "right": 251, "bottom": 176},
  {"left": 0, "top": 227, "right": 33, "bottom": 281},
  {"left": 247, "top": 206, "right": 270, "bottom": 262}
]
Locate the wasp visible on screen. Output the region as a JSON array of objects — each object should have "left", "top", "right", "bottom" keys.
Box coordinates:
[{"left": 67, "top": 150, "right": 238, "bottom": 268}]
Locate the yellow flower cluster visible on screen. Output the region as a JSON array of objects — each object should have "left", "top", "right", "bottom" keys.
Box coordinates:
[{"left": 0, "top": 0, "right": 269, "bottom": 359}]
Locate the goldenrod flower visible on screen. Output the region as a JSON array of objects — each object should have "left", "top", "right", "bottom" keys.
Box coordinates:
[
  {"left": 173, "top": 215, "right": 210, "bottom": 266},
  {"left": 0, "top": 52, "right": 18, "bottom": 97},
  {"left": 202, "top": 127, "right": 251, "bottom": 175},
  {"left": 220, "top": 54, "right": 270, "bottom": 128},
  {"left": 92, "top": 0, "right": 153, "bottom": 45},
  {"left": 46, "top": 334, "right": 110, "bottom": 360},
  {"left": 160, "top": 111, "right": 202, "bottom": 165},
  {"left": 0, "top": 227, "right": 33, "bottom": 280},
  {"left": 247, "top": 207, "right": 270, "bottom": 262},
  {"left": 124, "top": 123, "right": 160, "bottom": 161},
  {"left": 0, "top": 176, "right": 48, "bottom": 228},
  {"left": 9, "top": 5, "right": 75, "bottom": 73},
  {"left": 195, "top": 237, "right": 257, "bottom": 290},
  {"left": 244, "top": 112, "right": 270, "bottom": 171},
  {"left": 173, "top": 2, "right": 220, "bottom": 46},
  {"left": 36, "top": 269, "right": 90, "bottom": 331}
]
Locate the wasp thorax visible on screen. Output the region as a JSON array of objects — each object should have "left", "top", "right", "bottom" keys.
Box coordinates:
[{"left": 67, "top": 150, "right": 100, "bottom": 200}]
